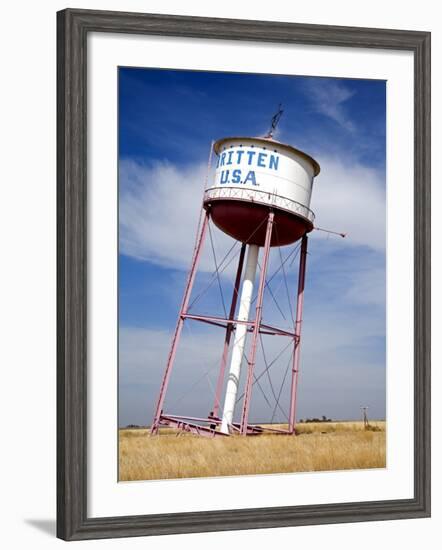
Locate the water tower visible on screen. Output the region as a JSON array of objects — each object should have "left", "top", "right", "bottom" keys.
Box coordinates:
[{"left": 151, "top": 114, "right": 321, "bottom": 437}]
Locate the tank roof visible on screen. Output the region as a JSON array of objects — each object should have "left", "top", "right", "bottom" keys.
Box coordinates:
[{"left": 213, "top": 136, "right": 320, "bottom": 176}]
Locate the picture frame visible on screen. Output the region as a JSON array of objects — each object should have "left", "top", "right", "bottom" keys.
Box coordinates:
[{"left": 57, "top": 8, "right": 431, "bottom": 541}]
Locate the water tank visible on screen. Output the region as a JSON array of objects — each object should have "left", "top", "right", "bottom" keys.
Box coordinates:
[{"left": 204, "top": 136, "right": 320, "bottom": 246}]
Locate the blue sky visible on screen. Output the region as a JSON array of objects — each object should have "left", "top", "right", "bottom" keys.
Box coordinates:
[{"left": 118, "top": 67, "right": 386, "bottom": 428}]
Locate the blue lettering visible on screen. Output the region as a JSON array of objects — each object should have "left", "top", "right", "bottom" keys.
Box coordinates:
[
  {"left": 243, "top": 171, "right": 257, "bottom": 186},
  {"left": 236, "top": 150, "right": 244, "bottom": 164},
  {"left": 247, "top": 151, "right": 256, "bottom": 165},
  {"left": 220, "top": 170, "right": 229, "bottom": 184},
  {"left": 269, "top": 154, "right": 279, "bottom": 170},
  {"left": 226, "top": 150, "right": 234, "bottom": 165},
  {"left": 231, "top": 169, "right": 241, "bottom": 184},
  {"left": 220, "top": 153, "right": 226, "bottom": 166},
  {"left": 216, "top": 156, "right": 220, "bottom": 168},
  {"left": 257, "top": 152, "right": 267, "bottom": 167}
]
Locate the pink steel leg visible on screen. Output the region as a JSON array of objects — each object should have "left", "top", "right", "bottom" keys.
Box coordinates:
[
  {"left": 150, "top": 210, "right": 210, "bottom": 435},
  {"left": 211, "top": 242, "right": 247, "bottom": 418},
  {"left": 288, "top": 234, "right": 308, "bottom": 434},
  {"left": 239, "top": 212, "right": 274, "bottom": 435}
]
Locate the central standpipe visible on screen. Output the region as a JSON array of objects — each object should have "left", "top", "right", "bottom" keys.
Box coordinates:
[{"left": 220, "top": 244, "right": 259, "bottom": 434}]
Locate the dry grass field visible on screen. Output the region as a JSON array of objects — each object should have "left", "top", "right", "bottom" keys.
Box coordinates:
[{"left": 119, "top": 421, "right": 386, "bottom": 481}]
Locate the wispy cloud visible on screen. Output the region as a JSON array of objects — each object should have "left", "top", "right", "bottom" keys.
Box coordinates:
[
  {"left": 304, "top": 80, "right": 356, "bottom": 132},
  {"left": 311, "top": 155, "right": 386, "bottom": 251},
  {"left": 119, "top": 153, "right": 385, "bottom": 275},
  {"left": 119, "top": 159, "right": 225, "bottom": 272}
]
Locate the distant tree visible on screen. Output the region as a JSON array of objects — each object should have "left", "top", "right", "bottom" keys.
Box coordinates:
[{"left": 304, "top": 416, "right": 334, "bottom": 423}]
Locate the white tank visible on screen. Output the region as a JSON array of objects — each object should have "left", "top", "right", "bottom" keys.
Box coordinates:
[{"left": 204, "top": 136, "right": 320, "bottom": 247}]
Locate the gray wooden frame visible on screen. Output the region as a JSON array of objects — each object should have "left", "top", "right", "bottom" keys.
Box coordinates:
[{"left": 57, "top": 8, "right": 431, "bottom": 541}]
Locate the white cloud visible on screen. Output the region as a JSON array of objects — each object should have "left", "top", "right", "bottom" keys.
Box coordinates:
[
  {"left": 119, "top": 159, "right": 237, "bottom": 274},
  {"left": 120, "top": 155, "right": 385, "bottom": 274},
  {"left": 311, "top": 155, "right": 386, "bottom": 252},
  {"left": 304, "top": 80, "right": 356, "bottom": 132},
  {"left": 121, "top": 160, "right": 208, "bottom": 268}
]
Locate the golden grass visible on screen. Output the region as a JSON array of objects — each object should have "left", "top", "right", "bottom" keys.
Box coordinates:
[{"left": 119, "top": 421, "right": 386, "bottom": 481}]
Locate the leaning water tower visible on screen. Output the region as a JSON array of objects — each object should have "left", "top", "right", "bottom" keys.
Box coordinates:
[{"left": 151, "top": 109, "right": 321, "bottom": 437}]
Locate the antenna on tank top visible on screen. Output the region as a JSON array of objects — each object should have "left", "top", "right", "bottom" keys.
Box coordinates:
[{"left": 265, "top": 103, "right": 284, "bottom": 139}]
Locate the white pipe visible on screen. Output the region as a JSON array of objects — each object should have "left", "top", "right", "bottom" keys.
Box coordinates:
[{"left": 220, "top": 244, "right": 259, "bottom": 434}]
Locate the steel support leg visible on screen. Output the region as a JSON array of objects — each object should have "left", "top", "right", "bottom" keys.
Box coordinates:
[
  {"left": 211, "top": 242, "right": 246, "bottom": 419},
  {"left": 288, "top": 234, "right": 308, "bottom": 434},
  {"left": 239, "top": 212, "right": 274, "bottom": 435},
  {"left": 150, "top": 210, "right": 210, "bottom": 434}
]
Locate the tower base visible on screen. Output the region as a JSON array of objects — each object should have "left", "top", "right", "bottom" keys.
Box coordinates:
[{"left": 155, "top": 413, "right": 294, "bottom": 438}]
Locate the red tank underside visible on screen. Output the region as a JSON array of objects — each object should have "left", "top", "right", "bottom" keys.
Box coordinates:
[{"left": 205, "top": 200, "right": 313, "bottom": 247}]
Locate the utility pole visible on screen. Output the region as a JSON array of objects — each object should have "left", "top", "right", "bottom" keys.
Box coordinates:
[{"left": 361, "top": 406, "right": 369, "bottom": 429}]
